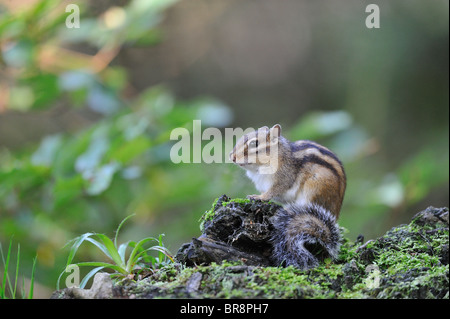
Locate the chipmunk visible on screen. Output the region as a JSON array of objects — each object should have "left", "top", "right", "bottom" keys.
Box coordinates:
[{"left": 229, "top": 124, "right": 346, "bottom": 269}]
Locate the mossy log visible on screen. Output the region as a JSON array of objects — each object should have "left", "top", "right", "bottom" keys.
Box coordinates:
[
  {"left": 176, "top": 195, "right": 279, "bottom": 267},
  {"left": 51, "top": 199, "right": 449, "bottom": 299}
]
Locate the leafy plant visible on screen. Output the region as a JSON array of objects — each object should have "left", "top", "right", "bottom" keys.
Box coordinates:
[
  {"left": 57, "top": 215, "right": 174, "bottom": 289},
  {"left": 0, "top": 239, "right": 37, "bottom": 299}
]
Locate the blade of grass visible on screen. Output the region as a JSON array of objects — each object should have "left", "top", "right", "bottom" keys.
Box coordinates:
[
  {"left": 149, "top": 245, "right": 174, "bottom": 263},
  {"left": 118, "top": 241, "right": 131, "bottom": 263},
  {"left": 94, "top": 234, "right": 125, "bottom": 268},
  {"left": 127, "top": 240, "right": 156, "bottom": 265},
  {"left": 1, "top": 239, "right": 13, "bottom": 298},
  {"left": 114, "top": 214, "right": 135, "bottom": 248},
  {"left": 79, "top": 266, "right": 105, "bottom": 289},
  {"left": 13, "top": 243, "right": 20, "bottom": 298},
  {"left": 27, "top": 255, "right": 37, "bottom": 299},
  {"left": 84, "top": 236, "right": 112, "bottom": 260},
  {"left": 0, "top": 243, "right": 5, "bottom": 298},
  {"left": 64, "top": 232, "right": 96, "bottom": 267},
  {"left": 158, "top": 234, "right": 167, "bottom": 263},
  {"left": 75, "top": 261, "right": 128, "bottom": 275},
  {"left": 133, "top": 248, "right": 162, "bottom": 266},
  {"left": 133, "top": 245, "right": 173, "bottom": 263},
  {"left": 56, "top": 268, "right": 65, "bottom": 290},
  {"left": 126, "top": 237, "right": 160, "bottom": 272},
  {"left": 0, "top": 242, "right": 7, "bottom": 298}
]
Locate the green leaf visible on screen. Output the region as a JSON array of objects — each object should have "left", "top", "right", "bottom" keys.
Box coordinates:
[
  {"left": 27, "top": 255, "right": 37, "bottom": 299},
  {"left": 64, "top": 232, "right": 97, "bottom": 267},
  {"left": 114, "top": 214, "right": 136, "bottom": 248},
  {"left": 2, "top": 39, "right": 34, "bottom": 68},
  {"left": 117, "top": 242, "right": 131, "bottom": 264},
  {"left": 288, "top": 111, "right": 353, "bottom": 141},
  {"left": 21, "top": 73, "right": 60, "bottom": 109},
  {"left": 31, "top": 134, "right": 63, "bottom": 167},
  {"left": 126, "top": 237, "right": 159, "bottom": 271},
  {"left": 13, "top": 243, "right": 20, "bottom": 298},
  {"left": 148, "top": 245, "right": 174, "bottom": 263},
  {"left": 79, "top": 266, "right": 105, "bottom": 289},
  {"left": 0, "top": 240, "right": 13, "bottom": 299},
  {"left": 84, "top": 237, "right": 112, "bottom": 261},
  {"left": 94, "top": 234, "right": 125, "bottom": 268},
  {"left": 52, "top": 175, "right": 84, "bottom": 210},
  {"left": 108, "top": 136, "right": 151, "bottom": 164},
  {"left": 74, "top": 262, "right": 127, "bottom": 275},
  {"left": 8, "top": 86, "right": 35, "bottom": 111},
  {"left": 84, "top": 162, "right": 121, "bottom": 196}
]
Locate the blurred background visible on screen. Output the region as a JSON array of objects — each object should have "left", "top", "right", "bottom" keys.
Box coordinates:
[{"left": 0, "top": 0, "right": 448, "bottom": 297}]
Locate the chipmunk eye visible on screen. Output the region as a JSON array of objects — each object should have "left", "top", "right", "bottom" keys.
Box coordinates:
[{"left": 248, "top": 139, "right": 258, "bottom": 148}]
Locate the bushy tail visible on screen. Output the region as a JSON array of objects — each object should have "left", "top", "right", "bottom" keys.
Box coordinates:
[{"left": 271, "top": 203, "right": 341, "bottom": 269}]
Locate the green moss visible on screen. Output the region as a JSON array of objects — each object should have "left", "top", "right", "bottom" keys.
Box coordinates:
[
  {"left": 221, "top": 197, "right": 253, "bottom": 206},
  {"left": 117, "top": 206, "right": 448, "bottom": 299},
  {"left": 365, "top": 223, "right": 447, "bottom": 274},
  {"left": 198, "top": 197, "right": 254, "bottom": 231},
  {"left": 198, "top": 197, "right": 221, "bottom": 231},
  {"left": 349, "top": 217, "right": 449, "bottom": 299}
]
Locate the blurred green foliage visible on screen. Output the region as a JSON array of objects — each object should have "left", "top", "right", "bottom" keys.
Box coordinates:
[
  {"left": 0, "top": 0, "right": 448, "bottom": 297},
  {"left": 0, "top": 0, "right": 244, "bottom": 295}
]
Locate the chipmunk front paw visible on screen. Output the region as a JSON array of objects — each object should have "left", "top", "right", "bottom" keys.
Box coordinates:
[{"left": 246, "top": 194, "right": 271, "bottom": 201}]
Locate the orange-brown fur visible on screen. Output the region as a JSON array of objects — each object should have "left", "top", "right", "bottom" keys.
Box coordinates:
[{"left": 230, "top": 124, "right": 346, "bottom": 219}]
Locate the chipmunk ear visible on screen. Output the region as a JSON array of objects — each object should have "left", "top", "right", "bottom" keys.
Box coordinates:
[
  {"left": 270, "top": 124, "right": 281, "bottom": 140},
  {"left": 259, "top": 126, "right": 269, "bottom": 132}
]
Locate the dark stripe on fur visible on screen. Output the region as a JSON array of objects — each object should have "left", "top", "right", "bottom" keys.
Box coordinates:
[
  {"left": 294, "top": 154, "right": 340, "bottom": 179},
  {"left": 243, "top": 135, "right": 248, "bottom": 158},
  {"left": 290, "top": 142, "right": 342, "bottom": 165}
]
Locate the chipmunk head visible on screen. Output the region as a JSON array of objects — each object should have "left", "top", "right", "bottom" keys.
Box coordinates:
[{"left": 229, "top": 124, "right": 281, "bottom": 170}]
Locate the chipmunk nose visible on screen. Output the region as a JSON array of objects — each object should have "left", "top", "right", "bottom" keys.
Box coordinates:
[{"left": 229, "top": 151, "right": 236, "bottom": 162}]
